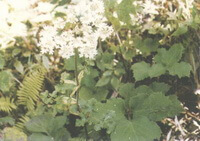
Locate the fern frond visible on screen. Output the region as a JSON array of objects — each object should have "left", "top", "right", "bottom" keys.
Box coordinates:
[
  {"left": 17, "top": 66, "right": 47, "bottom": 111},
  {"left": 0, "top": 97, "right": 16, "bottom": 113},
  {"left": 14, "top": 116, "right": 30, "bottom": 131}
]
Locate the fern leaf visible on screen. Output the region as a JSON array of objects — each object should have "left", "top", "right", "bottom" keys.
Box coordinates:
[
  {"left": 0, "top": 97, "right": 16, "bottom": 113},
  {"left": 14, "top": 116, "right": 30, "bottom": 131},
  {"left": 17, "top": 66, "right": 47, "bottom": 111}
]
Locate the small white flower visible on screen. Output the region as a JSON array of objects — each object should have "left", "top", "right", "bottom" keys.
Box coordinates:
[
  {"left": 38, "top": 0, "right": 113, "bottom": 59},
  {"left": 194, "top": 89, "right": 200, "bottom": 95},
  {"left": 142, "top": 0, "right": 159, "bottom": 15}
]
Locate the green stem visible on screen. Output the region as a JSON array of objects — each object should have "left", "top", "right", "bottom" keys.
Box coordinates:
[
  {"left": 189, "top": 47, "right": 200, "bottom": 88},
  {"left": 115, "top": 32, "right": 130, "bottom": 82},
  {"left": 74, "top": 48, "right": 80, "bottom": 109}
]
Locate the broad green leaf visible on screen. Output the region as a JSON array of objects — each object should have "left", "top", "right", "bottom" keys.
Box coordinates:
[
  {"left": 168, "top": 95, "right": 184, "bottom": 114},
  {"left": 116, "top": 0, "right": 135, "bottom": 24},
  {"left": 81, "top": 75, "right": 96, "bottom": 88},
  {"left": 50, "top": 116, "right": 67, "bottom": 135},
  {"left": 133, "top": 92, "right": 182, "bottom": 121},
  {"left": 25, "top": 115, "right": 51, "bottom": 134},
  {"left": 64, "top": 57, "right": 75, "bottom": 71},
  {"left": 111, "top": 76, "right": 121, "bottom": 90},
  {"left": 28, "top": 133, "right": 54, "bottom": 141},
  {"left": 155, "top": 44, "right": 184, "bottom": 67},
  {"left": 52, "top": 128, "right": 70, "bottom": 141},
  {"left": 0, "top": 54, "right": 5, "bottom": 69},
  {"left": 168, "top": 62, "right": 192, "bottom": 78},
  {"left": 14, "top": 60, "right": 24, "bottom": 74},
  {"left": 64, "top": 57, "right": 83, "bottom": 71},
  {"left": 119, "top": 83, "right": 135, "bottom": 98},
  {"left": 0, "top": 116, "right": 15, "bottom": 126},
  {"left": 150, "top": 82, "right": 170, "bottom": 93},
  {"left": 141, "top": 38, "right": 159, "bottom": 55},
  {"left": 135, "top": 85, "right": 153, "bottom": 94},
  {"left": 131, "top": 61, "right": 150, "bottom": 81},
  {"left": 79, "top": 87, "right": 93, "bottom": 100},
  {"left": 94, "top": 88, "right": 108, "bottom": 101},
  {"left": 129, "top": 93, "right": 148, "bottom": 109},
  {"left": 79, "top": 87, "right": 108, "bottom": 101},
  {"left": 134, "top": 37, "right": 159, "bottom": 55},
  {"left": 95, "top": 76, "right": 111, "bottom": 87},
  {"left": 0, "top": 70, "right": 13, "bottom": 92},
  {"left": 172, "top": 25, "right": 188, "bottom": 36},
  {"left": 111, "top": 117, "right": 161, "bottom": 141},
  {"left": 92, "top": 98, "right": 125, "bottom": 122},
  {"left": 149, "top": 64, "right": 166, "bottom": 78},
  {"left": 26, "top": 115, "right": 67, "bottom": 136}
]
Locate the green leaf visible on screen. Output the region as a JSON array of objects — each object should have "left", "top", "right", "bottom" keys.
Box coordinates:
[
  {"left": 25, "top": 115, "right": 51, "bottom": 134},
  {"left": 52, "top": 128, "right": 70, "bottom": 141},
  {"left": 79, "top": 87, "right": 108, "bottom": 101},
  {"left": 111, "top": 117, "right": 161, "bottom": 141},
  {"left": 0, "top": 116, "right": 15, "bottom": 126},
  {"left": 116, "top": 0, "right": 135, "bottom": 24},
  {"left": 0, "top": 70, "right": 13, "bottom": 92},
  {"left": 131, "top": 61, "right": 150, "bottom": 81},
  {"left": 168, "top": 62, "right": 192, "bottom": 78},
  {"left": 94, "top": 88, "right": 109, "bottom": 101},
  {"left": 0, "top": 54, "right": 5, "bottom": 69},
  {"left": 150, "top": 82, "right": 170, "bottom": 93},
  {"left": 92, "top": 98, "right": 125, "bottom": 122},
  {"left": 26, "top": 115, "right": 67, "bottom": 136},
  {"left": 149, "top": 64, "right": 166, "bottom": 78},
  {"left": 81, "top": 75, "right": 96, "bottom": 88},
  {"left": 14, "top": 60, "right": 24, "bottom": 74},
  {"left": 64, "top": 57, "right": 75, "bottom": 71},
  {"left": 129, "top": 93, "right": 148, "bottom": 109},
  {"left": 79, "top": 87, "right": 93, "bottom": 100},
  {"left": 12, "top": 48, "right": 21, "bottom": 57},
  {"left": 172, "top": 25, "right": 188, "bottom": 36},
  {"left": 155, "top": 44, "right": 184, "bottom": 67},
  {"left": 141, "top": 38, "right": 159, "bottom": 55},
  {"left": 28, "top": 133, "right": 54, "bottom": 141},
  {"left": 95, "top": 76, "right": 111, "bottom": 87},
  {"left": 111, "top": 76, "right": 121, "bottom": 90},
  {"left": 119, "top": 83, "right": 135, "bottom": 98},
  {"left": 133, "top": 92, "right": 182, "bottom": 121},
  {"left": 135, "top": 85, "right": 153, "bottom": 94},
  {"left": 50, "top": 116, "right": 67, "bottom": 134}
]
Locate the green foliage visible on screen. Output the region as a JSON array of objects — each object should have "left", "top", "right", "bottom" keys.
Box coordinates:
[
  {"left": 17, "top": 66, "right": 47, "bottom": 110},
  {"left": 132, "top": 43, "right": 192, "bottom": 81},
  {"left": 2, "top": 127, "right": 27, "bottom": 141},
  {"left": 110, "top": 117, "right": 161, "bottom": 141},
  {"left": 0, "top": 71, "right": 14, "bottom": 93},
  {"left": 15, "top": 116, "right": 30, "bottom": 131},
  {"left": 0, "top": 116, "right": 15, "bottom": 126},
  {"left": 25, "top": 114, "right": 70, "bottom": 141},
  {"left": 0, "top": 97, "right": 16, "bottom": 113},
  {"left": 116, "top": 0, "right": 135, "bottom": 25},
  {"left": 0, "top": 54, "right": 5, "bottom": 69},
  {"left": 0, "top": 0, "right": 199, "bottom": 140}
]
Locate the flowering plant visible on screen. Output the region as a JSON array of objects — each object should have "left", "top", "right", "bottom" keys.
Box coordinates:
[{"left": 0, "top": 0, "right": 199, "bottom": 141}]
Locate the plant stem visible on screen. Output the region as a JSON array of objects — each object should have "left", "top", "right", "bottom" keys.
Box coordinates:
[
  {"left": 115, "top": 32, "right": 130, "bottom": 82},
  {"left": 74, "top": 48, "right": 80, "bottom": 109}
]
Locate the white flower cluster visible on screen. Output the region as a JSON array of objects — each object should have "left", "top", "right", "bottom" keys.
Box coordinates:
[
  {"left": 38, "top": 0, "right": 113, "bottom": 59},
  {"left": 0, "top": 0, "right": 55, "bottom": 49},
  {"left": 129, "top": 0, "right": 194, "bottom": 32}
]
